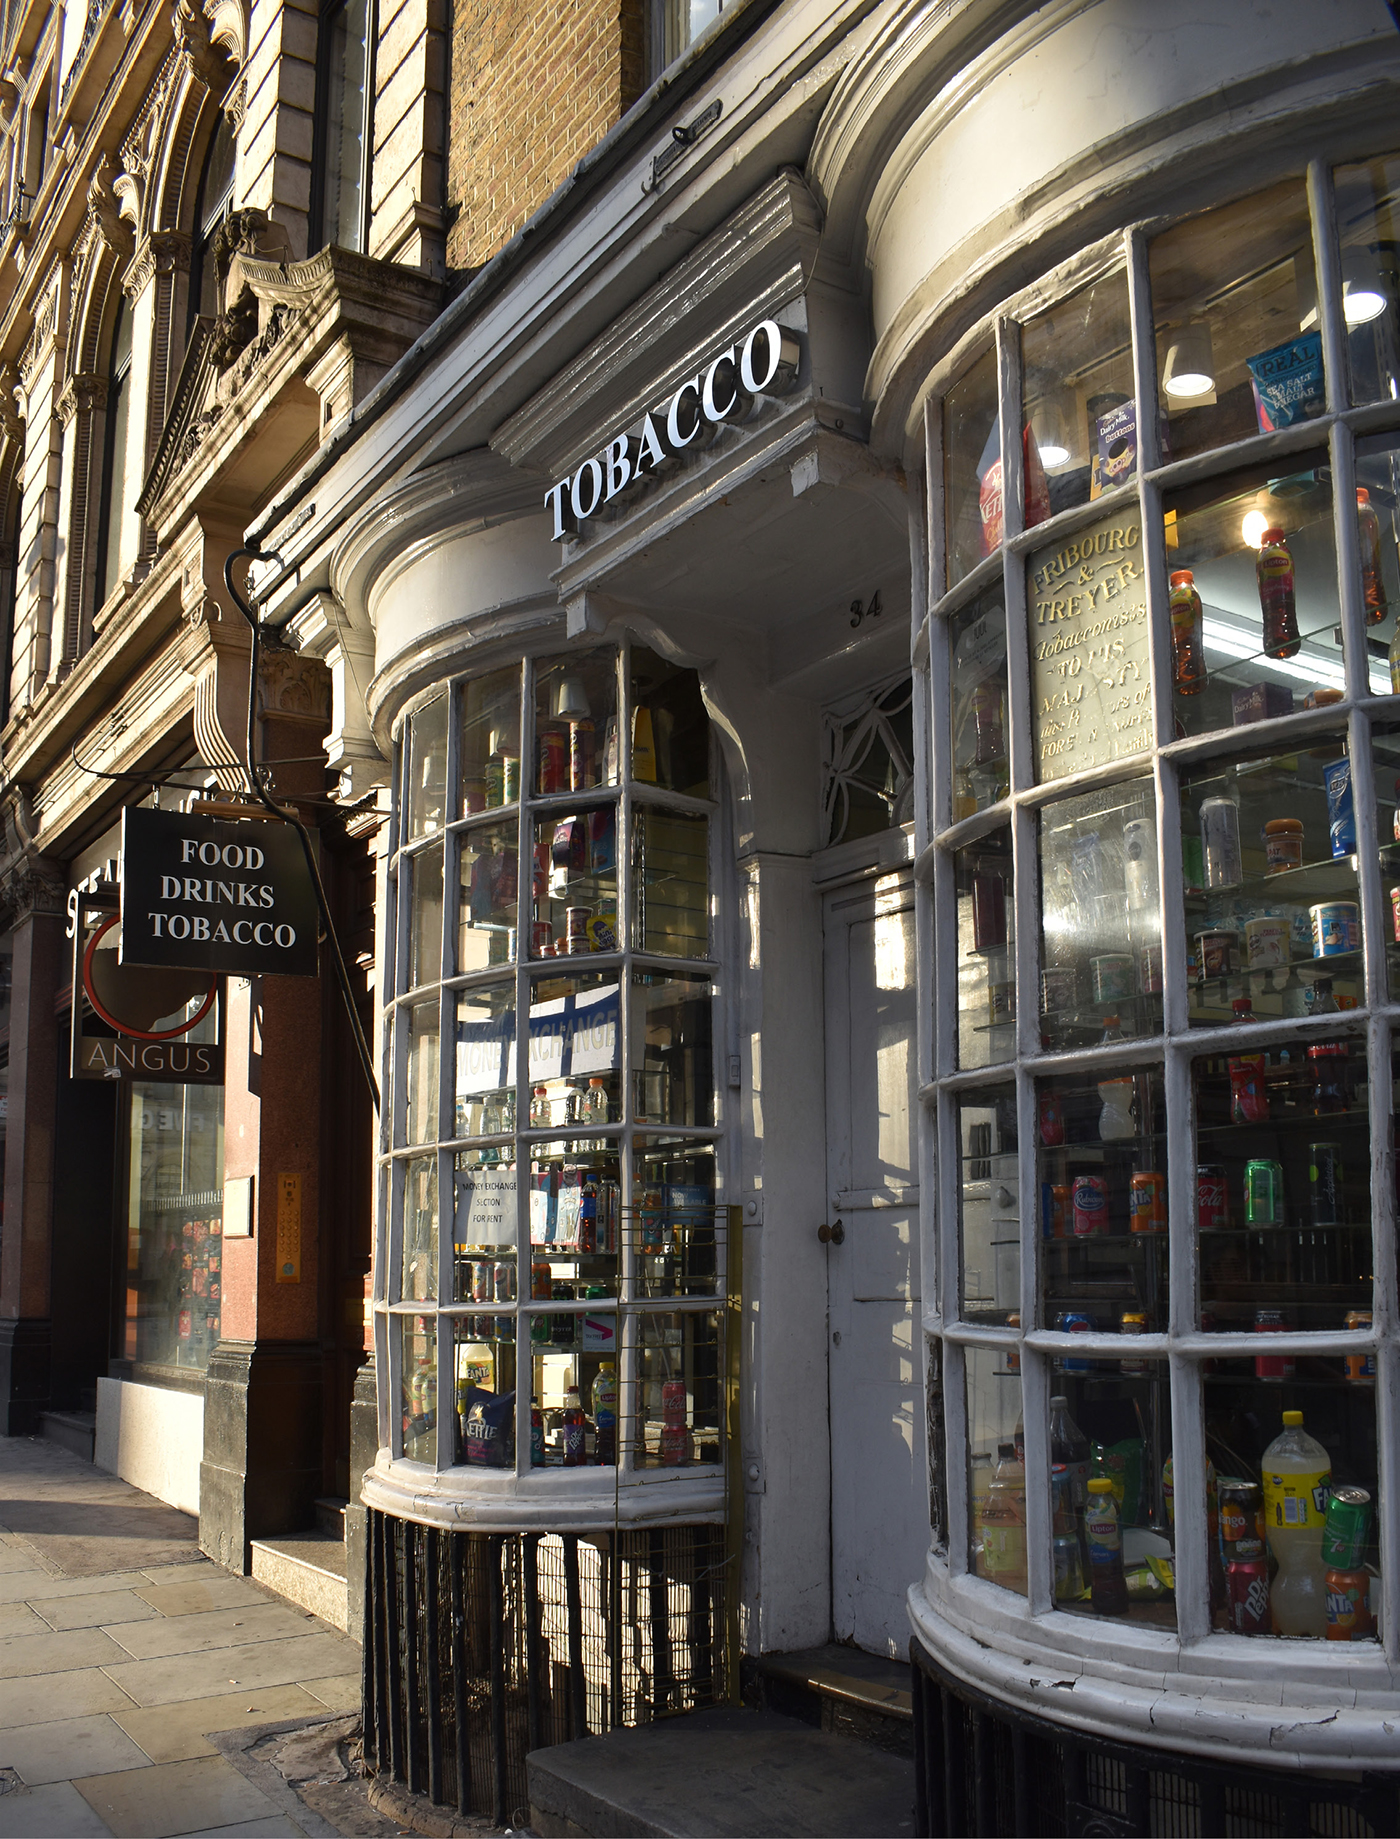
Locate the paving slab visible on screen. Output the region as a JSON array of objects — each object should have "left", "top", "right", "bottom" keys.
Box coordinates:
[
  {"left": 526, "top": 1706, "right": 916, "bottom": 1839},
  {"left": 296, "top": 1675, "right": 361, "bottom": 1712},
  {"left": 138, "top": 1561, "right": 215, "bottom": 1583},
  {"left": 0, "top": 1712, "right": 152, "bottom": 1785},
  {"left": 136, "top": 1575, "right": 272, "bottom": 1618},
  {"left": 0, "top": 1601, "right": 51, "bottom": 1638},
  {"left": 113, "top": 1687, "right": 334, "bottom": 1764},
  {"left": 103, "top": 1634, "right": 361, "bottom": 1707},
  {"left": 0, "top": 1664, "right": 138, "bottom": 1729},
  {"left": 0, "top": 1545, "right": 46, "bottom": 1577},
  {"left": 166, "top": 1822, "right": 306, "bottom": 1838},
  {"left": 36, "top": 1589, "right": 162, "bottom": 1631},
  {"left": 0, "top": 1623, "right": 132, "bottom": 1677},
  {"left": 74, "top": 1754, "right": 279, "bottom": 1839},
  {"left": 0, "top": 1568, "right": 155, "bottom": 1605},
  {"left": 0, "top": 1777, "right": 116, "bottom": 1836},
  {"left": 105, "top": 1603, "right": 316, "bottom": 1660}
]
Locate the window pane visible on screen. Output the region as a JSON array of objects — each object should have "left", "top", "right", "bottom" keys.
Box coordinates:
[
  {"left": 1036, "top": 1062, "right": 1168, "bottom": 1329},
  {"left": 400, "top": 1153, "right": 436, "bottom": 1302},
  {"left": 632, "top": 969, "right": 713, "bottom": 1128},
  {"left": 950, "top": 591, "right": 1008, "bottom": 820},
  {"left": 1353, "top": 431, "right": 1400, "bottom": 693},
  {"left": 453, "top": 1146, "right": 517, "bottom": 1301},
  {"left": 631, "top": 1310, "right": 723, "bottom": 1467},
  {"left": 1149, "top": 180, "right": 1321, "bottom": 465},
  {"left": 526, "top": 970, "right": 621, "bottom": 1127},
  {"left": 955, "top": 831, "right": 1014, "bottom": 1070},
  {"left": 1039, "top": 779, "right": 1162, "bottom": 1052},
  {"left": 1333, "top": 154, "right": 1400, "bottom": 408},
  {"left": 531, "top": 1329, "right": 620, "bottom": 1466},
  {"left": 632, "top": 1138, "right": 719, "bottom": 1300},
  {"left": 1022, "top": 268, "right": 1135, "bottom": 527},
  {"left": 1163, "top": 457, "right": 1343, "bottom": 741},
  {"left": 407, "top": 844, "right": 442, "bottom": 990},
  {"left": 1193, "top": 1029, "right": 1370, "bottom": 1333},
  {"left": 321, "top": 0, "right": 369, "bottom": 250},
  {"left": 399, "top": 1314, "right": 437, "bottom": 1463},
  {"left": 926, "top": 1334, "right": 947, "bottom": 1549},
  {"left": 453, "top": 1318, "right": 517, "bottom": 1467},
  {"left": 405, "top": 998, "right": 440, "bottom": 1145},
  {"left": 530, "top": 1137, "right": 620, "bottom": 1293},
  {"left": 1179, "top": 736, "right": 1361, "bottom": 1028},
  {"left": 100, "top": 304, "right": 131, "bottom": 607},
  {"left": 124, "top": 1082, "right": 224, "bottom": 1369},
  {"left": 944, "top": 346, "right": 1001, "bottom": 588},
  {"left": 1049, "top": 1359, "right": 1174, "bottom": 1629},
  {"left": 458, "top": 820, "right": 518, "bottom": 972},
  {"left": 633, "top": 807, "right": 707, "bottom": 958},
  {"left": 534, "top": 651, "right": 619, "bottom": 793},
  {"left": 631, "top": 646, "right": 710, "bottom": 798},
  {"left": 532, "top": 804, "right": 618, "bottom": 958},
  {"left": 454, "top": 979, "right": 516, "bottom": 1140},
  {"left": 957, "top": 1086, "right": 1018, "bottom": 1326},
  {"left": 1205, "top": 1374, "right": 1378, "bottom": 1641},
  {"left": 967, "top": 1346, "right": 1024, "bottom": 1595},
  {"left": 461, "top": 667, "right": 521, "bottom": 815},
  {"left": 406, "top": 694, "right": 449, "bottom": 839},
  {"left": 1376, "top": 723, "right": 1400, "bottom": 997}
]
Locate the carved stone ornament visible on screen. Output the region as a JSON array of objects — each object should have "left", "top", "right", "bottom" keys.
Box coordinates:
[
  {"left": 56, "top": 373, "right": 110, "bottom": 426},
  {"left": 87, "top": 153, "right": 132, "bottom": 257},
  {"left": 115, "top": 50, "right": 181, "bottom": 233},
  {"left": 17, "top": 276, "right": 61, "bottom": 388},
  {"left": 172, "top": 0, "right": 230, "bottom": 93},
  {"left": 208, "top": 289, "right": 257, "bottom": 370},
  {"left": 258, "top": 648, "right": 331, "bottom": 724},
  {"left": 124, "top": 230, "right": 192, "bottom": 300},
  {"left": 0, "top": 788, "right": 66, "bottom": 924}
]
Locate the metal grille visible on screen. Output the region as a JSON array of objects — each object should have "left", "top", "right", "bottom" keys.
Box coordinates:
[
  {"left": 363, "top": 1509, "right": 731, "bottom": 1825},
  {"left": 911, "top": 1637, "right": 1395, "bottom": 1839}
]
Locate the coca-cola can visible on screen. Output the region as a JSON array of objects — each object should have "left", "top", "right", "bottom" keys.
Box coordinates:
[
  {"left": 1226, "top": 1557, "right": 1271, "bottom": 1635},
  {"left": 661, "top": 1379, "right": 687, "bottom": 1427},
  {"left": 1196, "top": 1165, "right": 1228, "bottom": 1232}
]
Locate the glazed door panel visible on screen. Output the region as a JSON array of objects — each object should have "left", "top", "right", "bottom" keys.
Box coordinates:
[{"left": 824, "top": 871, "right": 925, "bottom": 1657}]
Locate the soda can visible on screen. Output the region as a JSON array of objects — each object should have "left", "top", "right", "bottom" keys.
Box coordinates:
[
  {"left": 1119, "top": 1312, "right": 1148, "bottom": 1375},
  {"left": 1344, "top": 1311, "right": 1375, "bottom": 1382},
  {"left": 1129, "top": 1171, "right": 1166, "bottom": 1234},
  {"left": 1243, "top": 1159, "right": 1285, "bottom": 1227},
  {"left": 538, "top": 728, "right": 567, "bottom": 794},
  {"left": 1320, "top": 1486, "right": 1372, "bottom": 1570},
  {"left": 1325, "top": 1568, "right": 1373, "bottom": 1641},
  {"left": 1072, "top": 1175, "right": 1108, "bottom": 1237},
  {"left": 1091, "top": 954, "right": 1132, "bottom": 1004},
  {"left": 495, "top": 1315, "right": 515, "bottom": 1342},
  {"left": 471, "top": 1260, "right": 492, "bottom": 1304},
  {"left": 1219, "top": 1482, "right": 1265, "bottom": 1560},
  {"left": 661, "top": 1379, "right": 687, "bottom": 1428},
  {"left": 1055, "top": 1311, "right": 1095, "bottom": 1373},
  {"left": 1226, "top": 1557, "right": 1271, "bottom": 1635},
  {"left": 1196, "top": 1165, "right": 1229, "bottom": 1232},
  {"left": 1253, "top": 1308, "right": 1294, "bottom": 1381},
  {"left": 1308, "top": 1142, "right": 1344, "bottom": 1226},
  {"left": 492, "top": 1260, "right": 516, "bottom": 1304},
  {"left": 1200, "top": 796, "right": 1243, "bottom": 888},
  {"left": 1040, "top": 1184, "right": 1070, "bottom": 1239},
  {"left": 1053, "top": 1534, "right": 1085, "bottom": 1602}
]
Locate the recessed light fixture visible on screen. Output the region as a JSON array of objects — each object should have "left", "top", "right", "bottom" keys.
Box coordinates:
[
  {"left": 1241, "top": 509, "right": 1270, "bottom": 549},
  {"left": 1162, "top": 322, "right": 1216, "bottom": 399}
]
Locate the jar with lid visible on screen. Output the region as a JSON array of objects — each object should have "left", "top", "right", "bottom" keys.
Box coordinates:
[{"left": 1263, "top": 817, "right": 1303, "bottom": 874}]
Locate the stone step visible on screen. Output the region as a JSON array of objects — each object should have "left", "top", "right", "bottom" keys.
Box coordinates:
[
  {"left": 314, "top": 1495, "right": 349, "bottom": 1539},
  {"left": 751, "top": 1643, "right": 913, "bottom": 1756},
  {"left": 39, "top": 1410, "right": 96, "bottom": 1463},
  {"left": 527, "top": 1705, "right": 916, "bottom": 1838},
  {"left": 250, "top": 1531, "right": 351, "bottom": 1635}
]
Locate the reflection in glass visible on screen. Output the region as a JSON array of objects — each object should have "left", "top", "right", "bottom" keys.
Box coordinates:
[
  {"left": 123, "top": 1080, "right": 224, "bottom": 1369},
  {"left": 944, "top": 346, "right": 1001, "bottom": 589},
  {"left": 401, "top": 1154, "right": 437, "bottom": 1302},
  {"left": 453, "top": 1316, "right": 517, "bottom": 1466},
  {"left": 1022, "top": 269, "right": 1135, "bottom": 525},
  {"left": 1163, "top": 458, "right": 1343, "bottom": 739},
  {"left": 1149, "top": 180, "right": 1321, "bottom": 464},
  {"left": 400, "top": 1314, "right": 437, "bottom": 1463},
  {"left": 405, "top": 998, "right": 440, "bottom": 1145},
  {"left": 1036, "top": 1062, "right": 1168, "bottom": 1331},
  {"left": 950, "top": 593, "right": 1008, "bottom": 821},
  {"left": 631, "top": 646, "right": 711, "bottom": 797},
  {"left": 823, "top": 678, "right": 915, "bottom": 845},
  {"left": 458, "top": 820, "right": 518, "bottom": 972},
  {"left": 957, "top": 1086, "right": 1018, "bottom": 1325},
  {"left": 633, "top": 1311, "right": 721, "bottom": 1466},
  {"left": 1179, "top": 738, "right": 1361, "bottom": 1027},
  {"left": 1333, "top": 155, "right": 1400, "bottom": 409},
  {"left": 955, "top": 833, "right": 1014, "bottom": 1070},
  {"left": 454, "top": 981, "right": 516, "bottom": 1139},
  {"left": 633, "top": 1138, "right": 719, "bottom": 1299},
  {"left": 407, "top": 694, "right": 449, "bottom": 838},
  {"left": 534, "top": 651, "right": 619, "bottom": 794},
  {"left": 1039, "top": 780, "right": 1161, "bottom": 1051},
  {"left": 634, "top": 808, "right": 708, "bottom": 958},
  {"left": 532, "top": 805, "right": 618, "bottom": 958},
  {"left": 967, "top": 1347, "right": 1024, "bottom": 1595},
  {"left": 461, "top": 667, "right": 521, "bottom": 815},
  {"left": 633, "top": 969, "right": 713, "bottom": 1127},
  {"left": 525, "top": 969, "right": 621, "bottom": 1126},
  {"left": 408, "top": 844, "right": 443, "bottom": 989},
  {"left": 1376, "top": 725, "right": 1400, "bottom": 998}
]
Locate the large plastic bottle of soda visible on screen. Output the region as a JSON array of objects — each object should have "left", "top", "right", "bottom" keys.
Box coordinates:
[
  {"left": 1050, "top": 1395, "right": 1091, "bottom": 1508},
  {"left": 561, "top": 1386, "right": 587, "bottom": 1467},
  {"left": 591, "top": 1362, "right": 617, "bottom": 1466},
  {"left": 980, "top": 1442, "right": 1027, "bottom": 1593},
  {"left": 1262, "top": 1408, "right": 1332, "bottom": 1636}
]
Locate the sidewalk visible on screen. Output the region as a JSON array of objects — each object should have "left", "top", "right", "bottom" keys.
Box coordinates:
[{"left": 0, "top": 1436, "right": 370, "bottom": 1839}]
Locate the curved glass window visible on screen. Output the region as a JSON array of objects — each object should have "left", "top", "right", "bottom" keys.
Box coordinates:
[
  {"left": 187, "top": 114, "right": 236, "bottom": 344},
  {"left": 380, "top": 642, "right": 725, "bottom": 1478},
  {"left": 925, "top": 155, "right": 1400, "bottom": 1649},
  {"left": 95, "top": 299, "right": 132, "bottom": 608}
]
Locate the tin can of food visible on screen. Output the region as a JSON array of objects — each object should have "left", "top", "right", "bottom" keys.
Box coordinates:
[
  {"left": 1253, "top": 1308, "right": 1294, "bottom": 1380},
  {"left": 1091, "top": 954, "right": 1133, "bottom": 1004},
  {"left": 1071, "top": 1175, "right": 1108, "bottom": 1237},
  {"left": 1055, "top": 1311, "right": 1095, "bottom": 1373},
  {"left": 531, "top": 920, "right": 554, "bottom": 956},
  {"left": 1310, "top": 901, "right": 1360, "bottom": 957},
  {"left": 537, "top": 728, "right": 567, "bottom": 794},
  {"left": 1245, "top": 916, "right": 1290, "bottom": 970},
  {"left": 1220, "top": 1482, "right": 1265, "bottom": 1560},
  {"left": 1129, "top": 1171, "right": 1166, "bottom": 1234},
  {"left": 1138, "top": 943, "right": 1164, "bottom": 994},
  {"left": 1243, "top": 1159, "right": 1285, "bottom": 1227},
  {"left": 1343, "top": 1313, "right": 1375, "bottom": 1382},
  {"left": 1196, "top": 1165, "right": 1229, "bottom": 1231},
  {"left": 1119, "top": 1312, "right": 1148, "bottom": 1374},
  {"left": 1226, "top": 1557, "right": 1271, "bottom": 1635},
  {"left": 565, "top": 905, "right": 593, "bottom": 946},
  {"left": 1321, "top": 1485, "right": 1372, "bottom": 1570},
  {"left": 1196, "top": 930, "right": 1237, "bottom": 980},
  {"left": 1308, "top": 1142, "right": 1345, "bottom": 1226},
  {"left": 1264, "top": 817, "right": 1304, "bottom": 874},
  {"left": 1040, "top": 966, "right": 1077, "bottom": 1015}
]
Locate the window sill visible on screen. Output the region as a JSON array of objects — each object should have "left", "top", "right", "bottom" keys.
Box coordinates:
[{"left": 362, "top": 1451, "right": 724, "bottom": 1531}]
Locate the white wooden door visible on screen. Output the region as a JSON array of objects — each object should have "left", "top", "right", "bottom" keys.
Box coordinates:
[{"left": 824, "top": 868, "right": 924, "bottom": 1656}]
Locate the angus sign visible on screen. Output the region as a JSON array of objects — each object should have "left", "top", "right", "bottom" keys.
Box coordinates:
[{"left": 121, "top": 807, "right": 320, "bottom": 978}]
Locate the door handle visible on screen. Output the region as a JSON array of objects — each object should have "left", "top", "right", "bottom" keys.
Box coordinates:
[{"left": 818, "top": 1220, "right": 844, "bottom": 1245}]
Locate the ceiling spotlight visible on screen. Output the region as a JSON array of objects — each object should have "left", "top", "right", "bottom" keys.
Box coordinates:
[
  {"left": 555, "top": 676, "right": 592, "bottom": 721},
  {"left": 1030, "top": 400, "right": 1071, "bottom": 470},
  {"left": 1241, "top": 509, "right": 1270, "bottom": 549},
  {"left": 1342, "top": 247, "right": 1391, "bottom": 327},
  {"left": 1163, "top": 322, "right": 1216, "bottom": 400}
]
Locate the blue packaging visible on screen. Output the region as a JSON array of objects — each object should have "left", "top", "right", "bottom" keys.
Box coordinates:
[
  {"left": 1323, "top": 757, "right": 1356, "bottom": 858},
  {"left": 463, "top": 1389, "right": 515, "bottom": 1467},
  {"left": 1248, "top": 331, "right": 1325, "bottom": 432}
]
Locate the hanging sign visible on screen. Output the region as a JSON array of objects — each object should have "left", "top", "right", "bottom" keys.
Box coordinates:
[{"left": 120, "top": 807, "right": 320, "bottom": 978}]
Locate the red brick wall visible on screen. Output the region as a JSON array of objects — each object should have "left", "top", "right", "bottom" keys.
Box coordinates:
[{"left": 445, "top": 0, "right": 645, "bottom": 273}]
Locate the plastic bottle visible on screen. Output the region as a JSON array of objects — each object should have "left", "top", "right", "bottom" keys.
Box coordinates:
[
  {"left": 1168, "top": 569, "right": 1206, "bottom": 693},
  {"left": 530, "top": 1084, "right": 550, "bottom": 1128},
  {"left": 1097, "top": 1016, "right": 1136, "bottom": 1140},
  {"left": 1262, "top": 1409, "right": 1332, "bottom": 1637},
  {"left": 980, "top": 1442, "right": 1027, "bottom": 1593},
  {"left": 530, "top": 1396, "right": 544, "bottom": 1467},
  {"left": 1357, "top": 488, "right": 1389, "bottom": 626},
  {"left": 1257, "top": 527, "right": 1301, "bottom": 659},
  {"left": 1085, "top": 1476, "right": 1130, "bottom": 1615},
  {"left": 591, "top": 1362, "right": 617, "bottom": 1466},
  {"left": 1050, "top": 1395, "right": 1092, "bottom": 1511},
  {"left": 1308, "top": 1043, "right": 1349, "bottom": 1115},
  {"left": 584, "top": 1076, "right": 610, "bottom": 1125},
  {"left": 561, "top": 1385, "right": 587, "bottom": 1467},
  {"left": 1393, "top": 779, "right": 1400, "bottom": 847},
  {"left": 1228, "top": 997, "right": 1268, "bottom": 1124},
  {"left": 1390, "top": 622, "right": 1400, "bottom": 695}
]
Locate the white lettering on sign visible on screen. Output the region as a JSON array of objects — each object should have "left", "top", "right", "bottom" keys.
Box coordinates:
[{"left": 545, "top": 319, "right": 801, "bottom": 541}]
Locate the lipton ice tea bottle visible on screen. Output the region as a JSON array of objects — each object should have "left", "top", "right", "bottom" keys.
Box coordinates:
[
  {"left": 1357, "top": 488, "right": 1390, "bottom": 626},
  {"left": 1257, "top": 527, "right": 1300, "bottom": 658},
  {"left": 1168, "top": 569, "right": 1206, "bottom": 694}
]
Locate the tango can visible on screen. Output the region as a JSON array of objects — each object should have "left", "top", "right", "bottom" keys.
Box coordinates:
[
  {"left": 1220, "top": 1481, "right": 1265, "bottom": 1560},
  {"left": 1344, "top": 1312, "right": 1375, "bottom": 1382},
  {"left": 1129, "top": 1170, "right": 1166, "bottom": 1234}
]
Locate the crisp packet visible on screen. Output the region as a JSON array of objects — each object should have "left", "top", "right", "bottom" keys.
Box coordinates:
[
  {"left": 1091, "top": 400, "right": 1137, "bottom": 498},
  {"left": 1248, "top": 332, "right": 1325, "bottom": 432},
  {"left": 463, "top": 1389, "right": 516, "bottom": 1467}
]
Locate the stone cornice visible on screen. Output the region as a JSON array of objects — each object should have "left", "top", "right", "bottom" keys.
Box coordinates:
[
  {"left": 123, "top": 228, "right": 192, "bottom": 300},
  {"left": 56, "top": 372, "right": 109, "bottom": 425}
]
